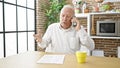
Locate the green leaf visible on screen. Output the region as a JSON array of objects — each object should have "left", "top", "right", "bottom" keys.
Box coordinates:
[{"left": 43, "top": 0, "right": 66, "bottom": 30}]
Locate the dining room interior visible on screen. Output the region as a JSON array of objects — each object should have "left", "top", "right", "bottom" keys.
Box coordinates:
[
  {"left": 0, "top": 0, "right": 120, "bottom": 68},
  {"left": 0, "top": 0, "right": 120, "bottom": 59},
  {"left": 36, "top": 0, "right": 120, "bottom": 58}
]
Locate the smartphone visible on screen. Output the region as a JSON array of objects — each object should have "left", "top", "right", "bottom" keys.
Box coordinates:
[
  {"left": 72, "top": 16, "right": 77, "bottom": 27},
  {"left": 72, "top": 22, "right": 77, "bottom": 27}
]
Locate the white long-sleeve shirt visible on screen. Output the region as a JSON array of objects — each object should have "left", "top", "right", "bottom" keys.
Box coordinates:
[{"left": 38, "top": 23, "right": 95, "bottom": 54}]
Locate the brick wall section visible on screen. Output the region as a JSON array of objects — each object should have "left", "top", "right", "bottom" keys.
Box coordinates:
[
  {"left": 36, "top": 0, "right": 49, "bottom": 33},
  {"left": 78, "top": 18, "right": 87, "bottom": 28},
  {"left": 94, "top": 39, "right": 120, "bottom": 57},
  {"left": 36, "top": 0, "right": 49, "bottom": 51}
]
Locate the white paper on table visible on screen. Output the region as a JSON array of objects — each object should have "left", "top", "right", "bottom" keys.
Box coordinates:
[{"left": 37, "top": 55, "right": 65, "bottom": 64}]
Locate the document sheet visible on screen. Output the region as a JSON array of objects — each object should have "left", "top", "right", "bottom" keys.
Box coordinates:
[{"left": 37, "top": 55, "right": 65, "bottom": 64}]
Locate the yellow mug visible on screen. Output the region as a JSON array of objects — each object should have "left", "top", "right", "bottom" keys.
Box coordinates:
[{"left": 76, "top": 51, "right": 87, "bottom": 63}]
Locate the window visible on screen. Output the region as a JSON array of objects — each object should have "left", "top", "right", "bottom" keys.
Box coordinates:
[
  {"left": 0, "top": 3, "right": 3, "bottom": 32},
  {"left": 4, "top": 0, "right": 16, "bottom": 4},
  {"left": 5, "top": 33, "right": 17, "bottom": 57},
  {"left": 28, "top": 32, "right": 35, "bottom": 51},
  {"left": 27, "top": 0, "right": 34, "bottom": 9},
  {"left": 17, "top": 0, "right": 26, "bottom": 7},
  {"left": 0, "top": 34, "right": 4, "bottom": 58},
  {"left": 5, "top": 4, "right": 16, "bottom": 31},
  {"left": 18, "top": 32, "right": 27, "bottom": 53},
  {"left": 0, "top": 0, "right": 36, "bottom": 58},
  {"left": 17, "top": 7, "right": 26, "bottom": 31},
  {"left": 0, "top": 2, "right": 3, "bottom": 58},
  {"left": 27, "top": 9, "right": 35, "bottom": 30}
]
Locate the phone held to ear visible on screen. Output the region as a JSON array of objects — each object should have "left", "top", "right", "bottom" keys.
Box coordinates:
[
  {"left": 72, "top": 16, "right": 77, "bottom": 27},
  {"left": 72, "top": 22, "right": 77, "bottom": 27}
]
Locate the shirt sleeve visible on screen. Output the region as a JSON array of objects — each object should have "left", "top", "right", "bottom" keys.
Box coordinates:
[
  {"left": 38, "top": 25, "right": 53, "bottom": 49},
  {"left": 77, "top": 26, "right": 95, "bottom": 51}
]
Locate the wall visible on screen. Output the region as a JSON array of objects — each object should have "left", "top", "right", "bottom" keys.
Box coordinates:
[
  {"left": 94, "top": 39, "right": 120, "bottom": 57},
  {"left": 36, "top": 0, "right": 49, "bottom": 51},
  {"left": 91, "top": 14, "right": 120, "bottom": 57}
]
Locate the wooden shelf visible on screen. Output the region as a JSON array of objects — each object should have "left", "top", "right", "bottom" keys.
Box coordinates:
[
  {"left": 75, "top": 13, "right": 88, "bottom": 18},
  {"left": 90, "top": 36, "right": 120, "bottom": 39}
]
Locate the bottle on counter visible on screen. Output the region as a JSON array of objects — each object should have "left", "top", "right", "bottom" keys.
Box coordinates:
[{"left": 82, "top": 2, "right": 87, "bottom": 13}]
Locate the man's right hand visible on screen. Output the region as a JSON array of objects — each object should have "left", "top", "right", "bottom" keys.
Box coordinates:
[{"left": 33, "top": 30, "right": 42, "bottom": 43}]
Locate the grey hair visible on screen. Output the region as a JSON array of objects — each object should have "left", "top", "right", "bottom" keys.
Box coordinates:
[{"left": 60, "top": 5, "right": 75, "bottom": 14}]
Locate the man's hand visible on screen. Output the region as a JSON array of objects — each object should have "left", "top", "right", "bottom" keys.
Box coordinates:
[
  {"left": 71, "top": 17, "right": 81, "bottom": 31},
  {"left": 33, "top": 29, "right": 42, "bottom": 43}
]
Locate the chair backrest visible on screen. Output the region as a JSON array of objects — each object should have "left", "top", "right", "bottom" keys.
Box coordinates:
[
  {"left": 118, "top": 47, "right": 120, "bottom": 58},
  {"left": 92, "top": 50, "right": 104, "bottom": 57}
]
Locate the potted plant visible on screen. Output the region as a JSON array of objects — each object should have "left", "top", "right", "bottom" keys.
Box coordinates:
[
  {"left": 100, "top": 2, "right": 114, "bottom": 12},
  {"left": 72, "top": 0, "right": 84, "bottom": 13},
  {"left": 43, "top": 0, "right": 66, "bottom": 30}
]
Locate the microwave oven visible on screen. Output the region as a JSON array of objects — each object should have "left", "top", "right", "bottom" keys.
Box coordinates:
[{"left": 96, "top": 20, "right": 120, "bottom": 36}]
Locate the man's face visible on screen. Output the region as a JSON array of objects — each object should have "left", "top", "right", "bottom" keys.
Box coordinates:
[{"left": 60, "top": 8, "right": 74, "bottom": 29}]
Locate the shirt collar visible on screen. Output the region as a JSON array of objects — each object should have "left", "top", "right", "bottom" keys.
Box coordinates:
[{"left": 59, "top": 24, "right": 73, "bottom": 32}]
